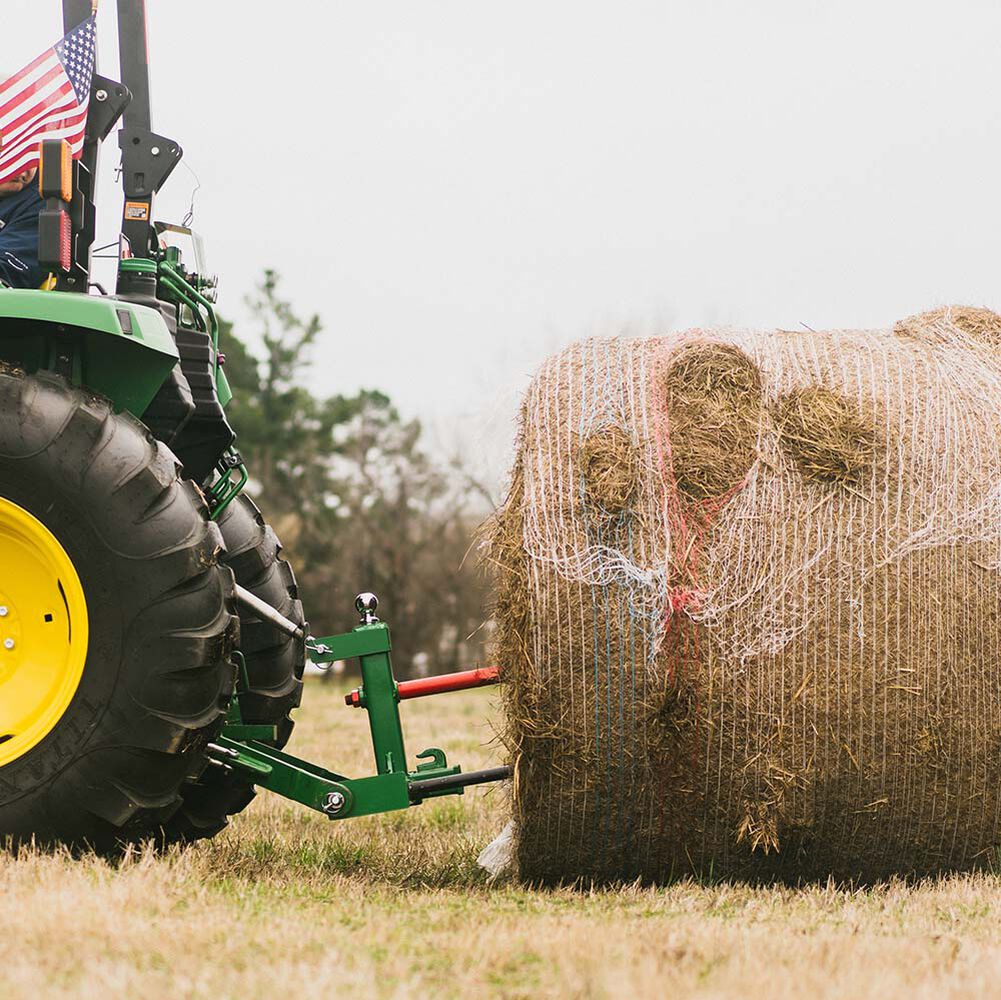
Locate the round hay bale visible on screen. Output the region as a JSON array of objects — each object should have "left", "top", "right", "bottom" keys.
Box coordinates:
[
  {"left": 662, "top": 343, "right": 763, "bottom": 500},
  {"left": 492, "top": 324, "right": 1001, "bottom": 885},
  {"left": 776, "top": 386, "right": 877, "bottom": 486}
]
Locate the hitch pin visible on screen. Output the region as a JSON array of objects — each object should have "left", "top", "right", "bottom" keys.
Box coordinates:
[
  {"left": 234, "top": 585, "right": 303, "bottom": 640},
  {"left": 233, "top": 585, "right": 330, "bottom": 658}
]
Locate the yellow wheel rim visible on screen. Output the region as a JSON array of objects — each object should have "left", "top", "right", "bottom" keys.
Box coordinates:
[{"left": 0, "top": 497, "right": 88, "bottom": 768}]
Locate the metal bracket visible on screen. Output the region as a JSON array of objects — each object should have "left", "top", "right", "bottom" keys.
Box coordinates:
[
  {"left": 88, "top": 75, "right": 131, "bottom": 144},
  {"left": 408, "top": 747, "right": 462, "bottom": 801},
  {"left": 207, "top": 736, "right": 412, "bottom": 820},
  {"left": 118, "top": 127, "right": 183, "bottom": 198},
  {"left": 415, "top": 747, "right": 448, "bottom": 772},
  {"left": 214, "top": 601, "right": 510, "bottom": 824}
]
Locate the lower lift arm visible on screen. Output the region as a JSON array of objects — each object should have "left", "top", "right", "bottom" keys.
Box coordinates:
[{"left": 211, "top": 591, "right": 510, "bottom": 820}]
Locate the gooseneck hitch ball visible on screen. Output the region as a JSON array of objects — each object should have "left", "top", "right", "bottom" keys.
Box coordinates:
[{"left": 355, "top": 592, "right": 380, "bottom": 625}]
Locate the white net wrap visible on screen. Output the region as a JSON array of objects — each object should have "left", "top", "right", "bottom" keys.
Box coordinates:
[
  {"left": 519, "top": 319, "right": 1001, "bottom": 663},
  {"left": 500, "top": 308, "right": 1001, "bottom": 881}
]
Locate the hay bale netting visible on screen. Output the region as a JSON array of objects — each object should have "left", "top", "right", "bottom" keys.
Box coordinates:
[
  {"left": 489, "top": 321, "right": 1001, "bottom": 884},
  {"left": 895, "top": 304, "right": 1001, "bottom": 348}
]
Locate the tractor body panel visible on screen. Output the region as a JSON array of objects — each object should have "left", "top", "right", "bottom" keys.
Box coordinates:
[{"left": 0, "top": 288, "right": 178, "bottom": 416}]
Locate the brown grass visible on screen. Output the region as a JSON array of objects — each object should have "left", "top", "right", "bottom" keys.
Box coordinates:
[{"left": 4, "top": 681, "right": 1001, "bottom": 999}]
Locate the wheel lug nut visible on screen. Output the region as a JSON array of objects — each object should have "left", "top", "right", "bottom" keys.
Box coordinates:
[
  {"left": 0, "top": 607, "right": 7, "bottom": 617},
  {"left": 3, "top": 639, "right": 14, "bottom": 650}
]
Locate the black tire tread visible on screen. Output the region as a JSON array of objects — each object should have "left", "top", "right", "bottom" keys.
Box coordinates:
[
  {"left": 160, "top": 493, "right": 305, "bottom": 842},
  {"left": 0, "top": 370, "right": 239, "bottom": 852}
]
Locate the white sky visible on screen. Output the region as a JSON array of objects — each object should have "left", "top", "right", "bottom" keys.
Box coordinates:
[{"left": 8, "top": 1, "right": 1001, "bottom": 491}]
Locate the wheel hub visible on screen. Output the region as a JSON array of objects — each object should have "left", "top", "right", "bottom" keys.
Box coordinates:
[{"left": 0, "top": 498, "right": 88, "bottom": 768}]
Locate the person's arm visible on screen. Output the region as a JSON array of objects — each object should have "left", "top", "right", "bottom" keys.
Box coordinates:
[{"left": 0, "top": 204, "right": 47, "bottom": 289}]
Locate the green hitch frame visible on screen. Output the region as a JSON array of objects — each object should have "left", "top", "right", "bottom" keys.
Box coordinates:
[{"left": 208, "top": 601, "right": 509, "bottom": 822}]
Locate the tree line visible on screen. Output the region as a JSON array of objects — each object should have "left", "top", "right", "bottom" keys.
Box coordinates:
[{"left": 221, "top": 270, "right": 492, "bottom": 677}]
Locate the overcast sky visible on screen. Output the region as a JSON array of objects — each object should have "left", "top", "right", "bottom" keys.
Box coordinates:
[{"left": 9, "top": 1, "right": 1001, "bottom": 489}]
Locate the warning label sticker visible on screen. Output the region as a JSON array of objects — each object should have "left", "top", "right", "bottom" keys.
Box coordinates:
[{"left": 124, "top": 202, "right": 150, "bottom": 221}]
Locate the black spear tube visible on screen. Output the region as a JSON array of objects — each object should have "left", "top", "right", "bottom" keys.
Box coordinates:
[{"left": 408, "top": 767, "right": 513, "bottom": 800}]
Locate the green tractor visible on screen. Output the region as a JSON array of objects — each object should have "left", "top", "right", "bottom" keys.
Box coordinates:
[{"left": 0, "top": 0, "right": 507, "bottom": 852}]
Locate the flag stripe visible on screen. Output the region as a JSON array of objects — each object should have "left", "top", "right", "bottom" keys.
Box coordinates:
[
  {"left": 0, "top": 61, "right": 64, "bottom": 124},
  {"left": 1, "top": 83, "right": 76, "bottom": 146},
  {"left": 0, "top": 50, "right": 52, "bottom": 100},
  {"left": 0, "top": 119, "right": 87, "bottom": 179},
  {"left": 0, "top": 104, "right": 86, "bottom": 168},
  {"left": 0, "top": 103, "right": 87, "bottom": 160},
  {"left": 1, "top": 89, "right": 78, "bottom": 151},
  {"left": 0, "top": 66, "right": 61, "bottom": 125}
]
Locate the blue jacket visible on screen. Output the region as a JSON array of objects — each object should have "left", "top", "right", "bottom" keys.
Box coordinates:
[{"left": 0, "top": 184, "right": 46, "bottom": 289}]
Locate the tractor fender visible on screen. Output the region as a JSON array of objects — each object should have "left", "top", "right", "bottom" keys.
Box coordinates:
[{"left": 0, "top": 287, "right": 178, "bottom": 417}]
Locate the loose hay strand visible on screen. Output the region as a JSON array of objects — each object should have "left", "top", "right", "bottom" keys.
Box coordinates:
[
  {"left": 662, "top": 342, "right": 763, "bottom": 501},
  {"left": 776, "top": 385, "right": 878, "bottom": 486}
]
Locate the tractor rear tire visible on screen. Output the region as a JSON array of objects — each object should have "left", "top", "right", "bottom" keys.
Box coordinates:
[
  {"left": 0, "top": 370, "right": 239, "bottom": 852},
  {"left": 160, "top": 494, "right": 305, "bottom": 842}
]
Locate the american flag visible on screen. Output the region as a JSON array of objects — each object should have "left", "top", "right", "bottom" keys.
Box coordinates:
[{"left": 0, "top": 16, "right": 97, "bottom": 187}]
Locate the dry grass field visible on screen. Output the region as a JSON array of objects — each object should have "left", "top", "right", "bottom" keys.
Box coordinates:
[{"left": 3, "top": 679, "right": 1001, "bottom": 999}]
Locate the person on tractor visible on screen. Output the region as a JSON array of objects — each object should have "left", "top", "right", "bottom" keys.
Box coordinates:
[{"left": 0, "top": 165, "right": 44, "bottom": 289}]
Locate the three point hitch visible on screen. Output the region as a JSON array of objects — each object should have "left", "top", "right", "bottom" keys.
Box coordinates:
[{"left": 209, "top": 592, "right": 510, "bottom": 822}]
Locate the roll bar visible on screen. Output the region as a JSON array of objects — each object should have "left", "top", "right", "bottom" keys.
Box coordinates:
[{"left": 54, "top": 0, "right": 182, "bottom": 290}]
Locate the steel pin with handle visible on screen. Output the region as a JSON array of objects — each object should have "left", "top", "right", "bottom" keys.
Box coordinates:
[
  {"left": 233, "top": 584, "right": 332, "bottom": 657},
  {"left": 234, "top": 584, "right": 303, "bottom": 640}
]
